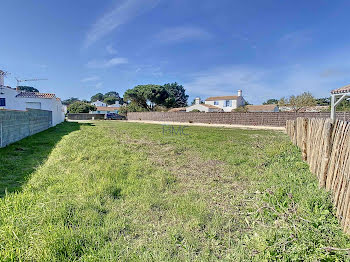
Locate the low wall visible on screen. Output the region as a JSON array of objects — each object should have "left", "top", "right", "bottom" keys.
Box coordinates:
[
  {"left": 286, "top": 118, "right": 350, "bottom": 233},
  {"left": 127, "top": 112, "right": 350, "bottom": 127},
  {"left": 67, "top": 113, "right": 105, "bottom": 120},
  {"left": 0, "top": 109, "right": 52, "bottom": 148}
]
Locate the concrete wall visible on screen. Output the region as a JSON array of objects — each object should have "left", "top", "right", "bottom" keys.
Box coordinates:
[
  {"left": 127, "top": 111, "right": 350, "bottom": 127},
  {"left": 0, "top": 109, "right": 52, "bottom": 148},
  {"left": 67, "top": 113, "right": 105, "bottom": 120}
]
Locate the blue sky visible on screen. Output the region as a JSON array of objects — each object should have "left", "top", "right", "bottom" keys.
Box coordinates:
[{"left": 1, "top": 0, "right": 350, "bottom": 104}]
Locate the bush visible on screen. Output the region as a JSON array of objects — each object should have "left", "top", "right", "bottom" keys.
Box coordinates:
[
  {"left": 68, "top": 102, "right": 96, "bottom": 113},
  {"left": 233, "top": 106, "right": 248, "bottom": 112},
  {"left": 119, "top": 102, "right": 148, "bottom": 116},
  {"left": 190, "top": 109, "right": 201, "bottom": 112}
]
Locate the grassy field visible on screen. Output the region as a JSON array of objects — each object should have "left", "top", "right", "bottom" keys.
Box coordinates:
[{"left": 0, "top": 121, "right": 350, "bottom": 261}]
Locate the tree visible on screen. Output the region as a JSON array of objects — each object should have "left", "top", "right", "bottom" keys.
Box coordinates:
[
  {"left": 103, "top": 96, "right": 117, "bottom": 105},
  {"left": 118, "top": 102, "right": 148, "bottom": 115},
  {"left": 278, "top": 92, "right": 316, "bottom": 112},
  {"left": 123, "top": 83, "right": 188, "bottom": 111},
  {"left": 263, "top": 99, "right": 278, "bottom": 105},
  {"left": 90, "top": 91, "right": 123, "bottom": 105},
  {"left": 103, "top": 91, "right": 123, "bottom": 103},
  {"left": 163, "top": 83, "right": 188, "bottom": 108},
  {"left": 62, "top": 97, "right": 79, "bottom": 105},
  {"left": 91, "top": 93, "right": 104, "bottom": 102},
  {"left": 17, "top": 86, "right": 39, "bottom": 92},
  {"left": 124, "top": 84, "right": 169, "bottom": 111},
  {"left": 234, "top": 106, "right": 248, "bottom": 112},
  {"left": 316, "top": 97, "right": 330, "bottom": 106},
  {"left": 68, "top": 101, "right": 96, "bottom": 113},
  {"left": 336, "top": 99, "right": 350, "bottom": 111}
]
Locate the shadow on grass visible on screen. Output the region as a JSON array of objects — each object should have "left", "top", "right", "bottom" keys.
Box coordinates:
[{"left": 0, "top": 122, "right": 87, "bottom": 197}]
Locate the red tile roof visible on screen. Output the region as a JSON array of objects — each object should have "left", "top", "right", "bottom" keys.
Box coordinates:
[
  {"left": 205, "top": 95, "right": 239, "bottom": 101},
  {"left": 16, "top": 92, "right": 56, "bottom": 99},
  {"left": 246, "top": 104, "right": 278, "bottom": 112},
  {"left": 331, "top": 85, "right": 350, "bottom": 94},
  {"left": 168, "top": 107, "right": 186, "bottom": 112}
]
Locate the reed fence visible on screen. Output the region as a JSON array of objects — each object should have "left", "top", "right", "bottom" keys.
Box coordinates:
[{"left": 286, "top": 118, "right": 350, "bottom": 232}]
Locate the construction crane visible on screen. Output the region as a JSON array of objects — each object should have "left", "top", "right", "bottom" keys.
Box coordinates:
[{"left": 15, "top": 78, "right": 48, "bottom": 90}]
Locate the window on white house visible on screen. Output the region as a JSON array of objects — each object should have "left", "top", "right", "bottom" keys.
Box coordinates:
[
  {"left": 225, "top": 100, "right": 231, "bottom": 107},
  {"left": 0, "top": 98, "right": 5, "bottom": 106},
  {"left": 214, "top": 101, "right": 219, "bottom": 105}
]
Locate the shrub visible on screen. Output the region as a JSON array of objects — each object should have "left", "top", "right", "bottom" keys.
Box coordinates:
[{"left": 68, "top": 102, "right": 96, "bottom": 113}]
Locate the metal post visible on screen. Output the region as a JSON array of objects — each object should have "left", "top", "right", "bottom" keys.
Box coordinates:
[{"left": 331, "top": 94, "right": 336, "bottom": 123}]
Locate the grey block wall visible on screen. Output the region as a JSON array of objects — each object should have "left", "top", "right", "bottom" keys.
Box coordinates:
[
  {"left": 127, "top": 112, "right": 350, "bottom": 127},
  {"left": 67, "top": 113, "right": 105, "bottom": 120},
  {"left": 0, "top": 109, "right": 52, "bottom": 148}
]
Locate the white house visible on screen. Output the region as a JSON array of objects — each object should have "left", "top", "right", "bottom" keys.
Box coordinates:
[
  {"left": 91, "top": 100, "right": 107, "bottom": 107},
  {"left": 90, "top": 106, "right": 120, "bottom": 115},
  {"left": 0, "top": 72, "right": 65, "bottom": 126},
  {"left": 91, "top": 100, "right": 120, "bottom": 108},
  {"left": 204, "top": 90, "right": 246, "bottom": 112},
  {"left": 186, "top": 97, "right": 223, "bottom": 112}
]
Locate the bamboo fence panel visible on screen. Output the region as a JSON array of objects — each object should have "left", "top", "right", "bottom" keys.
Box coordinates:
[{"left": 286, "top": 118, "right": 350, "bottom": 233}]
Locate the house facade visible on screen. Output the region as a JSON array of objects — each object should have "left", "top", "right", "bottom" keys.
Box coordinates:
[
  {"left": 0, "top": 73, "right": 65, "bottom": 126},
  {"left": 204, "top": 90, "right": 245, "bottom": 112},
  {"left": 91, "top": 100, "right": 107, "bottom": 107},
  {"left": 186, "top": 98, "right": 223, "bottom": 112},
  {"left": 91, "top": 100, "right": 120, "bottom": 108},
  {"left": 90, "top": 106, "right": 119, "bottom": 115}
]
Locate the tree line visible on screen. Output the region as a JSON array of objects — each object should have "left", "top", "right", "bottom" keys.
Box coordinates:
[
  {"left": 65, "top": 82, "right": 188, "bottom": 113},
  {"left": 261, "top": 92, "right": 350, "bottom": 112}
]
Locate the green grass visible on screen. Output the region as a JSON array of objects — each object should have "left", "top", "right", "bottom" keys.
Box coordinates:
[{"left": 0, "top": 121, "right": 349, "bottom": 261}]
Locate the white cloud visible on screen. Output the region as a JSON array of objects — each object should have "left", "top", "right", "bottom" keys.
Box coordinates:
[
  {"left": 84, "top": 0, "right": 160, "bottom": 48},
  {"left": 86, "top": 57, "right": 128, "bottom": 68},
  {"left": 81, "top": 76, "right": 100, "bottom": 82},
  {"left": 156, "top": 26, "right": 211, "bottom": 43},
  {"left": 95, "top": 82, "right": 103, "bottom": 89},
  {"left": 106, "top": 44, "right": 118, "bottom": 55}
]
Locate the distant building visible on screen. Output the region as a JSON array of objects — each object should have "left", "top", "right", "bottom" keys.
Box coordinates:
[
  {"left": 91, "top": 100, "right": 120, "bottom": 108},
  {"left": 186, "top": 97, "right": 223, "bottom": 112},
  {"left": 246, "top": 104, "right": 279, "bottom": 112},
  {"left": 108, "top": 102, "right": 120, "bottom": 107},
  {"left": 204, "top": 90, "right": 245, "bottom": 112},
  {"left": 90, "top": 106, "right": 119, "bottom": 115},
  {"left": 0, "top": 72, "right": 65, "bottom": 126},
  {"left": 186, "top": 90, "right": 245, "bottom": 112},
  {"left": 91, "top": 100, "right": 107, "bottom": 107}
]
